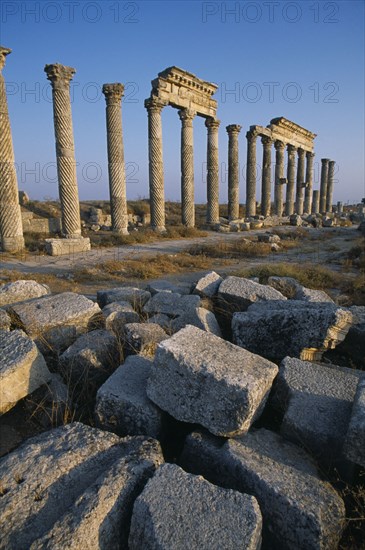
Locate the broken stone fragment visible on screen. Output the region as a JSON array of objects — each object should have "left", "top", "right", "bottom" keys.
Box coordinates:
[
  {"left": 218, "top": 276, "right": 286, "bottom": 314},
  {"left": 193, "top": 271, "right": 223, "bottom": 298},
  {"left": 123, "top": 322, "right": 168, "bottom": 357},
  {"left": 97, "top": 287, "right": 151, "bottom": 309},
  {"left": 343, "top": 378, "right": 365, "bottom": 468},
  {"left": 143, "top": 292, "right": 200, "bottom": 317},
  {"left": 170, "top": 306, "right": 222, "bottom": 337},
  {"left": 0, "top": 279, "right": 50, "bottom": 306}
]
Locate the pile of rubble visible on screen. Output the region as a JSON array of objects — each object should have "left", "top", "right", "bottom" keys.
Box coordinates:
[{"left": 0, "top": 274, "right": 364, "bottom": 549}]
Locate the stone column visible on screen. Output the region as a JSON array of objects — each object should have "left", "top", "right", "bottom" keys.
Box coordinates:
[
  {"left": 102, "top": 83, "right": 128, "bottom": 234},
  {"left": 145, "top": 97, "right": 166, "bottom": 231},
  {"left": 0, "top": 47, "right": 24, "bottom": 252},
  {"left": 261, "top": 136, "right": 273, "bottom": 217},
  {"left": 205, "top": 118, "right": 220, "bottom": 225},
  {"left": 304, "top": 152, "right": 315, "bottom": 214},
  {"left": 295, "top": 148, "right": 306, "bottom": 215},
  {"left": 245, "top": 130, "right": 257, "bottom": 218},
  {"left": 226, "top": 124, "right": 241, "bottom": 220},
  {"left": 179, "top": 108, "right": 196, "bottom": 227},
  {"left": 274, "top": 140, "right": 286, "bottom": 216},
  {"left": 326, "top": 160, "right": 335, "bottom": 213},
  {"left": 312, "top": 190, "right": 320, "bottom": 214},
  {"left": 337, "top": 201, "right": 343, "bottom": 214},
  {"left": 44, "top": 63, "right": 81, "bottom": 238},
  {"left": 285, "top": 144, "right": 297, "bottom": 216},
  {"left": 319, "top": 158, "right": 330, "bottom": 213}
]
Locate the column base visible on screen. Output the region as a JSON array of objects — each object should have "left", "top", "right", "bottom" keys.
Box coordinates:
[
  {"left": 151, "top": 225, "right": 166, "bottom": 233},
  {"left": 45, "top": 237, "right": 91, "bottom": 256},
  {"left": 113, "top": 228, "right": 129, "bottom": 235},
  {"left": 1, "top": 235, "right": 25, "bottom": 252}
]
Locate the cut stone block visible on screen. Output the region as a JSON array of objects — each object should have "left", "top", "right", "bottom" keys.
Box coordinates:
[
  {"left": 171, "top": 307, "right": 222, "bottom": 337},
  {"left": 232, "top": 301, "right": 353, "bottom": 361},
  {"left": 147, "top": 313, "right": 172, "bottom": 331},
  {"left": 257, "top": 232, "right": 281, "bottom": 243},
  {"left": 95, "top": 355, "right": 164, "bottom": 438},
  {"left": 0, "top": 422, "right": 163, "bottom": 550},
  {"left": 0, "top": 280, "right": 50, "bottom": 306},
  {"left": 129, "top": 463, "right": 262, "bottom": 550},
  {"left": 45, "top": 237, "right": 91, "bottom": 256},
  {"left": 0, "top": 329, "right": 51, "bottom": 415},
  {"left": 146, "top": 280, "right": 192, "bottom": 295},
  {"left": 143, "top": 292, "right": 200, "bottom": 317},
  {"left": 218, "top": 276, "right": 286, "bottom": 314},
  {"left": 101, "top": 301, "right": 140, "bottom": 332},
  {"left": 294, "top": 286, "right": 334, "bottom": 303},
  {"left": 97, "top": 287, "right": 151, "bottom": 309},
  {"left": 274, "top": 357, "right": 361, "bottom": 460},
  {"left": 343, "top": 378, "right": 365, "bottom": 468},
  {"left": 267, "top": 276, "right": 300, "bottom": 298},
  {"left": 147, "top": 325, "right": 278, "bottom": 437},
  {"left": 336, "top": 305, "right": 365, "bottom": 368},
  {"left": 0, "top": 309, "right": 10, "bottom": 331},
  {"left": 123, "top": 323, "right": 167, "bottom": 357},
  {"left": 193, "top": 271, "right": 223, "bottom": 298}
]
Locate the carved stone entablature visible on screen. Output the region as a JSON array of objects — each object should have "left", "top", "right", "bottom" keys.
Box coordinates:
[
  {"left": 268, "top": 117, "right": 316, "bottom": 152},
  {"left": 147, "top": 66, "right": 218, "bottom": 118}
]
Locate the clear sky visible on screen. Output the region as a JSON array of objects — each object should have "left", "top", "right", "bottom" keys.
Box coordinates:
[{"left": 2, "top": 0, "right": 364, "bottom": 204}]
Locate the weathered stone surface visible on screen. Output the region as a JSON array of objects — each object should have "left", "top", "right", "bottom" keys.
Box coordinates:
[
  {"left": 0, "top": 280, "right": 50, "bottom": 306},
  {"left": 181, "top": 429, "right": 345, "bottom": 550},
  {"left": 45, "top": 237, "right": 91, "bottom": 256},
  {"left": 95, "top": 355, "right": 164, "bottom": 438},
  {"left": 143, "top": 292, "right": 200, "bottom": 317},
  {"left": 101, "top": 301, "right": 140, "bottom": 332},
  {"left": 129, "top": 463, "right": 262, "bottom": 550},
  {"left": 171, "top": 307, "right": 222, "bottom": 336},
  {"left": 218, "top": 276, "right": 286, "bottom": 313},
  {"left": 267, "top": 276, "right": 300, "bottom": 298},
  {"left": 147, "top": 325, "right": 278, "bottom": 437},
  {"left": 232, "top": 301, "right": 353, "bottom": 361},
  {"left": 97, "top": 286, "right": 151, "bottom": 309},
  {"left": 60, "top": 329, "right": 120, "bottom": 387},
  {"left": 343, "top": 378, "right": 365, "bottom": 467},
  {"left": 294, "top": 286, "right": 334, "bottom": 303},
  {"left": 0, "top": 309, "right": 10, "bottom": 330},
  {"left": 257, "top": 232, "right": 281, "bottom": 243},
  {"left": 274, "top": 357, "right": 361, "bottom": 460},
  {"left": 147, "top": 313, "right": 172, "bottom": 331},
  {"left": 290, "top": 214, "right": 302, "bottom": 226},
  {"left": 0, "top": 422, "right": 163, "bottom": 550},
  {"left": 193, "top": 271, "right": 223, "bottom": 298},
  {"left": 146, "top": 280, "right": 192, "bottom": 295},
  {"left": 337, "top": 305, "right": 365, "bottom": 368},
  {"left": 123, "top": 322, "right": 167, "bottom": 357},
  {"left": 0, "top": 329, "right": 51, "bottom": 414}
]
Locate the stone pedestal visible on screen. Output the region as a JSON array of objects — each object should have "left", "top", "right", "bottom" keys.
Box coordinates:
[
  {"left": 319, "top": 158, "right": 330, "bottom": 213},
  {"left": 274, "top": 141, "right": 285, "bottom": 216},
  {"left": 304, "top": 152, "right": 314, "bottom": 214},
  {"left": 226, "top": 124, "right": 241, "bottom": 220},
  {"left": 45, "top": 238, "right": 91, "bottom": 256},
  {"left": 0, "top": 47, "right": 24, "bottom": 252},
  {"left": 246, "top": 130, "right": 257, "bottom": 217},
  {"left": 326, "top": 160, "right": 335, "bottom": 213},
  {"left": 312, "top": 190, "right": 320, "bottom": 214},
  {"left": 206, "top": 118, "right": 220, "bottom": 225},
  {"left": 179, "top": 109, "right": 196, "bottom": 227},
  {"left": 261, "top": 136, "right": 273, "bottom": 217},
  {"left": 295, "top": 148, "right": 306, "bottom": 215},
  {"left": 285, "top": 145, "right": 297, "bottom": 216},
  {"left": 44, "top": 63, "right": 82, "bottom": 239},
  {"left": 145, "top": 98, "right": 166, "bottom": 232},
  {"left": 102, "top": 83, "right": 128, "bottom": 234}
]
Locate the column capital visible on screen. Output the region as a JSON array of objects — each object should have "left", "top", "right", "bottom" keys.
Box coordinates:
[
  {"left": 144, "top": 97, "right": 166, "bottom": 113},
  {"left": 261, "top": 135, "right": 273, "bottom": 147},
  {"left": 306, "top": 151, "right": 315, "bottom": 159},
  {"left": 274, "top": 140, "right": 286, "bottom": 150},
  {"left": 321, "top": 158, "right": 330, "bottom": 164},
  {"left": 205, "top": 117, "right": 220, "bottom": 130},
  {"left": 178, "top": 108, "right": 196, "bottom": 122},
  {"left": 44, "top": 63, "right": 76, "bottom": 90},
  {"left": 226, "top": 124, "right": 242, "bottom": 135},
  {"left": 297, "top": 147, "right": 306, "bottom": 158},
  {"left": 0, "top": 46, "right": 11, "bottom": 72},
  {"left": 102, "top": 83, "right": 124, "bottom": 104},
  {"left": 246, "top": 129, "right": 259, "bottom": 141},
  {"left": 287, "top": 144, "right": 297, "bottom": 153},
  {"left": 328, "top": 159, "right": 335, "bottom": 166}
]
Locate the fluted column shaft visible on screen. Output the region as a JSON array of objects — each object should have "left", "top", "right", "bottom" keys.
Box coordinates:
[
  {"left": 312, "top": 190, "right": 320, "bottom": 214},
  {"left": 246, "top": 130, "right": 257, "bottom": 217},
  {"left": 179, "top": 109, "right": 196, "bottom": 227},
  {"left": 274, "top": 140, "right": 285, "bottom": 216},
  {"left": 145, "top": 98, "right": 166, "bottom": 231},
  {"left": 226, "top": 124, "right": 241, "bottom": 220},
  {"left": 304, "top": 152, "right": 315, "bottom": 214},
  {"left": 206, "top": 118, "right": 220, "bottom": 224},
  {"left": 320, "top": 158, "right": 330, "bottom": 213},
  {"left": 295, "top": 148, "right": 306, "bottom": 215},
  {"left": 261, "top": 136, "right": 273, "bottom": 217},
  {"left": 326, "top": 160, "right": 335, "bottom": 213},
  {"left": 103, "top": 83, "right": 128, "bottom": 234},
  {"left": 45, "top": 63, "right": 81, "bottom": 238},
  {"left": 0, "top": 47, "right": 24, "bottom": 251},
  {"left": 285, "top": 144, "right": 297, "bottom": 215}
]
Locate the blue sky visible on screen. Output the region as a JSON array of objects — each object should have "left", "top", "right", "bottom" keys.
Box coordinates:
[{"left": 2, "top": 0, "right": 364, "bottom": 204}]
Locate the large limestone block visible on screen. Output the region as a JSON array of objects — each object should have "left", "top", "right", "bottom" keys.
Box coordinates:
[
  {"left": 274, "top": 357, "right": 361, "bottom": 460},
  {"left": 143, "top": 292, "right": 200, "bottom": 317},
  {"left": 180, "top": 429, "right": 345, "bottom": 550},
  {"left": 129, "top": 463, "right": 262, "bottom": 550},
  {"left": 294, "top": 286, "right": 334, "bottom": 303},
  {"left": 95, "top": 355, "right": 165, "bottom": 438},
  {"left": 0, "top": 280, "right": 50, "bottom": 306},
  {"left": 218, "top": 276, "right": 286, "bottom": 313},
  {"left": 170, "top": 307, "right": 222, "bottom": 337},
  {"left": 123, "top": 323, "right": 168, "bottom": 357},
  {"left": 97, "top": 287, "right": 151, "bottom": 309},
  {"left": 44, "top": 237, "right": 91, "bottom": 256},
  {"left": 101, "top": 301, "right": 140, "bottom": 332},
  {"left": 193, "top": 271, "right": 223, "bottom": 298},
  {"left": 146, "top": 280, "right": 192, "bottom": 295},
  {"left": 0, "top": 422, "right": 163, "bottom": 550},
  {"left": 232, "top": 301, "right": 353, "bottom": 361},
  {"left": 147, "top": 325, "right": 278, "bottom": 437},
  {"left": 0, "top": 329, "right": 51, "bottom": 415},
  {"left": 343, "top": 378, "right": 365, "bottom": 467}
]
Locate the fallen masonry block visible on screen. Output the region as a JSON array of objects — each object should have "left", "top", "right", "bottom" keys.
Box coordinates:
[
  {"left": 129, "top": 463, "right": 262, "bottom": 550},
  {"left": 123, "top": 322, "right": 168, "bottom": 357},
  {"left": 95, "top": 355, "right": 165, "bottom": 439},
  {"left": 45, "top": 237, "right": 91, "bottom": 256},
  {"left": 294, "top": 286, "right": 334, "bottom": 303},
  {"left": 193, "top": 271, "right": 223, "bottom": 298},
  {"left": 146, "top": 280, "right": 192, "bottom": 295},
  {"left": 147, "top": 325, "right": 278, "bottom": 437},
  {"left": 0, "top": 422, "right": 163, "bottom": 550},
  {"left": 218, "top": 276, "right": 286, "bottom": 314},
  {"left": 143, "top": 292, "right": 200, "bottom": 317},
  {"left": 101, "top": 301, "right": 140, "bottom": 332},
  {"left": 343, "top": 378, "right": 365, "bottom": 468},
  {"left": 97, "top": 287, "right": 151, "bottom": 309},
  {"left": 336, "top": 305, "right": 365, "bottom": 369},
  {"left": 170, "top": 306, "right": 222, "bottom": 337},
  {"left": 0, "top": 280, "right": 50, "bottom": 306},
  {"left": 0, "top": 309, "right": 10, "bottom": 331},
  {"left": 232, "top": 300, "right": 353, "bottom": 361},
  {"left": 267, "top": 276, "right": 301, "bottom": 298},
  {"left": 0, "top": 329, "right": 51, "bottom": 415}
]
